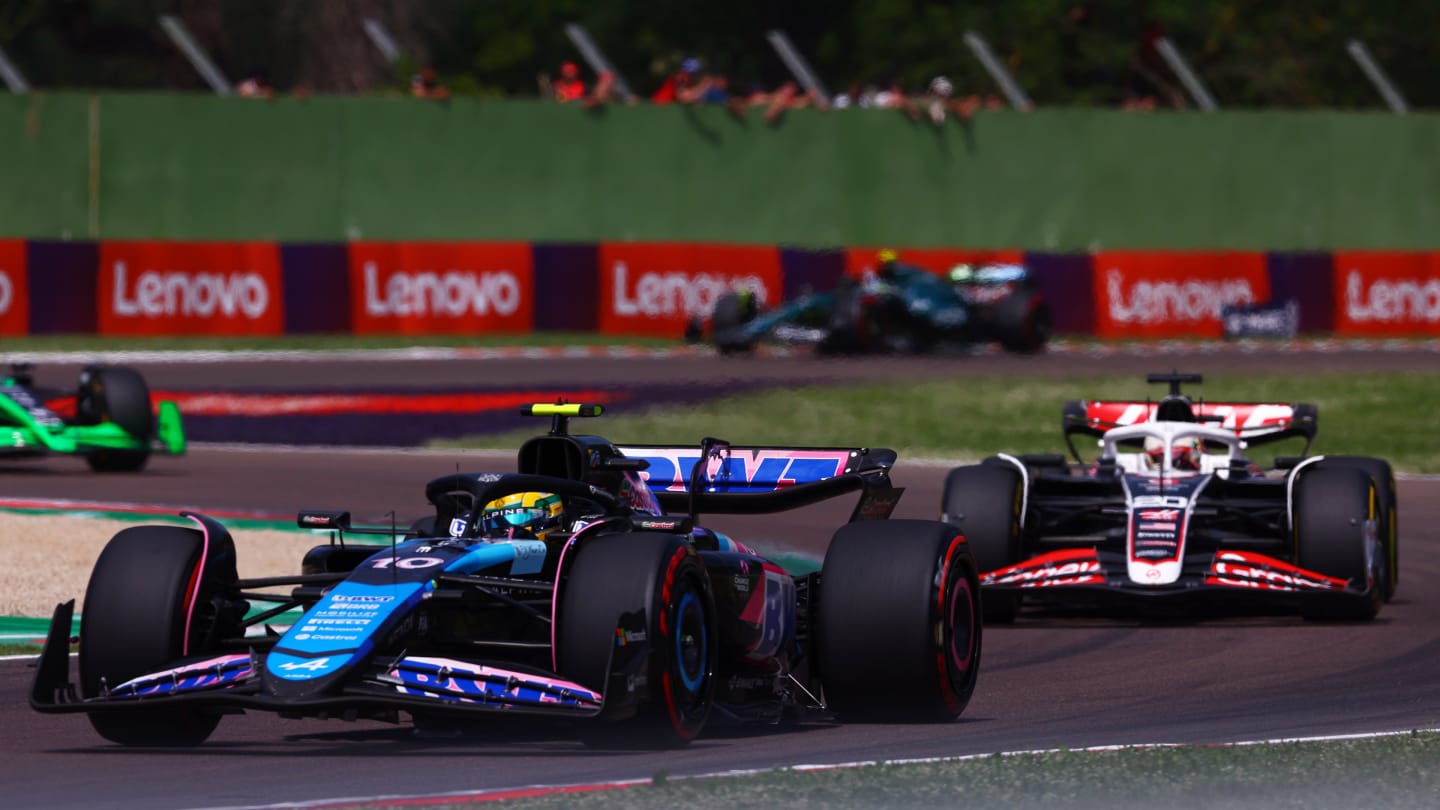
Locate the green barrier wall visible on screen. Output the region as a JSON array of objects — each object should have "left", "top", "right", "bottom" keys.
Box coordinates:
[{"left": 4, "top": 92, "right": 1440, "bottom": 249}]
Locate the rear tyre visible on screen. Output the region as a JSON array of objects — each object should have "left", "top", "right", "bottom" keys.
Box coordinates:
[
  {"left": 1294, "top": 466, "right": 1382, "bottom": 621},
  {"left": 991, "top": 292, "right": 1051, "bottom": 353},
  {"left": 1322, "top": 456, "right": 1397, "bottom": 602},
  {"left": 819, "top": 285, "right": 865, "bottom": 355},
  {"left": 818, "top": 520, "right": 981, "bottom": 721},
  {"left": 558, "top": 533, "right": 717, "bottom": 748},
  {"left": 941, "top": 463, "right": 1025, "bottom": 623},
  {"left": 80, "top": 524, "right": 241, "bottom": 745},
  {"left": 76, "top": 365, "right": 155, "bottom": 473}
]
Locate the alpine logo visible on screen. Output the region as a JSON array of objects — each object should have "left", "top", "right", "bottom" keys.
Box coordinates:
[{"left": 1138, "top": 509, "right": 1181, "bottom": 521}]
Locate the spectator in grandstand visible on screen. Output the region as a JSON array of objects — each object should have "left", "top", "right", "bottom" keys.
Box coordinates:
[
  {"left": 923, "top": 75, "right": 976, "bottom": 125},
  {"left": 583, "top": 70, "right": 622, "bottom": 108},
  {"left": 652, "top": 57, "right": 712, "bottom": 105},
  {"left": 700, "top": 72, "right": 731, "bottom": 105},
  {"left": 832, "top": 82, "right": 877, "bottom": 109},
  {"left": 871, "top": 79, "right": 920, "bottom": 122},
  {"left": 762, "top": 81, "right": 800, "bottom": 124},
  {"left": 410, "top": 66, "right": 450, "bottom": 100},
  {"left": 551, "top": 61, "right": 587, "bottom": 103},
  {"left": 236, "top": 69, "right": 275, "bottom": 99}
]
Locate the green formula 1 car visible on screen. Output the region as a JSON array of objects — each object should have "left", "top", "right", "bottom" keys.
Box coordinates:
[{"left": 1, "top": 362, "right": 185, "bottom": 472}]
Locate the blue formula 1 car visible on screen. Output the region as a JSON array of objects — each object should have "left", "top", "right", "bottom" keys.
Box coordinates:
[
  {"left": 1, "top": 362, "right": 185, "bottom": 472},
  {"left": 692, "top": 261, "right": 1050, "bottom": 355},
  {"left": 32, "top": 404, "right": 981, "bottom": 748}
]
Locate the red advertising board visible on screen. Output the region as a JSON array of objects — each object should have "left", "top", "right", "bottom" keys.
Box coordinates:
[
  {"left": 598, "top": 243, "right": 783, "bottom": 338},
  {"left": 1333, "top": 251, "right": 1440, "bottom": 336},
  {"left": 348, "top": 242, "right": 534, "bottom": 335},
  {"left": 98, "top": 241, "right": 284, "bottom": 336},
  {"left": 843, "top": 246, "right": 1026, "bottom": 279},
  {"left": 1091, "top": 251, "right": 1269, "bottom": 339},
  {"left": 0, "top": 240, "right": 27, "bottom": 336}
]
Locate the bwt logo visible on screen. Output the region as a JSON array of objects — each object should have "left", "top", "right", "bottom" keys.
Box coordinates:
[
  {"left": 112, "top": 261, "right": 270, "bottom": 319},
  {"left": 363, "top": 262, "right": 521, "bottom": 318},
  {"left": 611, "top": 261, "right": 768, "bottom": 318},
  {"left": 0, "top": 270, "right": 11, "bottom": 315},
  {"left": 1105, "top": 269, "right": 1257, "bottom": 324},
  {"left": 1344, "top": 271, "right": 1440, "bottom": 323}
]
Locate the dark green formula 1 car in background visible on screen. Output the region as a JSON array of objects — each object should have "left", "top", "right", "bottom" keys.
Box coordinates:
[
  {"left": 0, "top": 362, "right": 185, "bottom": 472},
  {"left": 690, "top": 260, "right": 1051, "bottom": 356}
]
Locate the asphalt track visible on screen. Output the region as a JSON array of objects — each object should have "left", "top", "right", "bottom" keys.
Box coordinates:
[{"left": 3, "top": 347, "right": 1439, "bottom": 810}]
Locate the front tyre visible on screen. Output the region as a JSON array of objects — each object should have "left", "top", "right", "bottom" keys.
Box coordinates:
[
  {"left": 558, "top": 533, "right": 717, "bottom": 748},
  {"left": 941, "top": 463, "right": 1025, "bottom": 623},
  {"left": 1294, "top": 466, "right": 1382, "bottom": 621},
  {"left": 1322, "top": 456, "right": 1398, "bottom": 602},
  {"left": 818, "top": 520, "right": 981, "bottom": 722},
  {"left": 80, "top": 523, "right": 241, "bottom": 745}
]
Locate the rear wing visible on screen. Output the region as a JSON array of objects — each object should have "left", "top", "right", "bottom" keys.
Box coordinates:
[
  {"left": 1063, "top": 399, "right": 1318, "bottom": 460},
  {"left": 617, "top": 441, "right": 903, "bottom": 521}
]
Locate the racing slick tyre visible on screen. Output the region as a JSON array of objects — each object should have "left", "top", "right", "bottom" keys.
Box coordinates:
[
  {"left": 1322, "top": 456, "right": 1398, "bottom": 602},
  {"left": 1294, "top": 466, "right": 1383, "bottom": 621},
  {"left": 558, "top": 532, "right": 718, "bottom": 748},
  {"left": 710, "top": 291, "right": 759, "bottom": 354},
  {"left": 991, "top": 292, "right": 1051, "bottom": 354},
  {"left": 819, "top": 284, "right": 866, "bottom": 354},
  {"left": 817, "top": 520, "right": 981, "bottom": 722},
  {"left": 941, "top": 462, "right": 1025, "bottom": 623},
  {"left": 75, "top": 365, "right": 154, "bottom": 473},
  {"left": 79, "top": 524, "right": 243, "bottom": 745}
]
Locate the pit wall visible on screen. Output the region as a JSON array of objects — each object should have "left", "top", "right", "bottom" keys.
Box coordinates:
[{"left": 2, "top": 239, "right": 1438, "bottom": 339}]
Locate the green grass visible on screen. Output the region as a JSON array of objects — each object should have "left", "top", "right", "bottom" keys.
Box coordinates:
[
  {"left": 324, "top": 731, "right": 1440, "bottom": 809},
  {"left": 435, "top": 371, "right": 1440, "bottom": 473},
  {"left": 0, "top": 333, "right": 676, "bottom": 352}
]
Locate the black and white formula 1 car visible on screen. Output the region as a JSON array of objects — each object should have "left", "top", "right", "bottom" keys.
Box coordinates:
[
  {"left": 941, "top": 373, "right": 1398, "bottom": 623},
  {"left": 32, "top": 404, "right": 981, "bottom": 748}
]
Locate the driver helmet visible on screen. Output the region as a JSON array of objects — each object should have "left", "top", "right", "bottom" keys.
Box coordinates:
[
  {"left": 1145, "top": 436, "right": 1202, "bottom": 471},
  {"left": 480, "top": 491, "right": 564, "bottom": 539},
  {"left": 874, "top": 248, "right": 900, "bottom": 281}
]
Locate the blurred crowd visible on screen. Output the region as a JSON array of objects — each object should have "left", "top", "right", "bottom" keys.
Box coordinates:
[
  {"left": 535, "top": 56, "right": 1027, "bottom": 126},
  {"left": 235, "top": 42, "right": 1162, "bottom": 127},
  {"left": 234, "top": 56, "right": 1021, "bottom": 128}
]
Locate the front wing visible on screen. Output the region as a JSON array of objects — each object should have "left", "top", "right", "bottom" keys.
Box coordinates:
[
  {"left": 30, "top": 601, "right": 603, "bottom": 721},
  {"left": 981, "top": 548, "right": 1362, "bottom": 599},
  {"left": 0, "top": 401, "right": 186, "bottom": 458}
]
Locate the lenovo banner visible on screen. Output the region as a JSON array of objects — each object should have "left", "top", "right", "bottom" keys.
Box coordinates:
[
  {"left": 348, "top": 242, "right": 533, "bottom": 335},
  {"left": 844, "top": 247, "right": 1026, "bottom": 279},
  {"left": 0, "top": 239, "right": 27, "bottom": 336},
  {"left": 599, "top": 243, "right": 783, "bottom": 337},
  {"left": 99, "top": 241, "right": 284, "bottom": 336},
  {"left": 1092, "top": 251, "right": 1269, "bottom": 339},
  {"left": 1333, "top": 251, "right": 1440, "bottom": 336}
]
